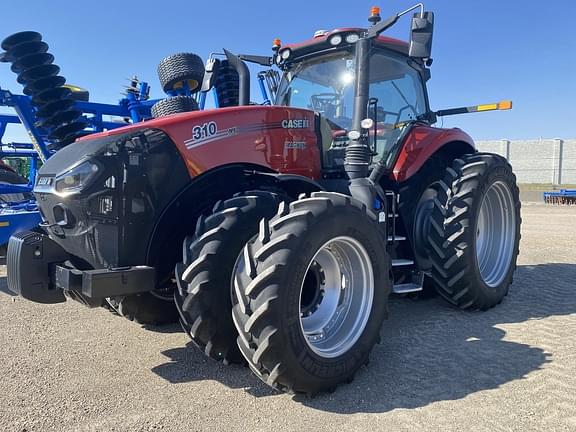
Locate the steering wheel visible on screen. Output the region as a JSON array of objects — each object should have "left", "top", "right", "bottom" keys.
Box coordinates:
[{"left": 310, "top": 93, "right": 339, "bottom": 112}]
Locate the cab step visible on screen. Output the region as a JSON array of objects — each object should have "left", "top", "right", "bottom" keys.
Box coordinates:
[
  {"left": 392, "top": 258, "right": 414, "bottom": 267},
  {"left": 393, "top": 283, "right": 423, "bottom": 294}
]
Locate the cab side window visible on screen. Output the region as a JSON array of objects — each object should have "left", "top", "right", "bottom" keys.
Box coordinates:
[{"left": 369, "top": 52, "right": 427, "bottom": 164}]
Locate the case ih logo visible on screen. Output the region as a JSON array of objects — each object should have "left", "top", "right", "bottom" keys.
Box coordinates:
[{"left": 281, "top": 119, "right": 310, "bottom": 129}]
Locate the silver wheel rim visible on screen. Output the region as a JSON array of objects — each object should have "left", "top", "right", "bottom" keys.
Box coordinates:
[
  {"left": 299, "top": 236, "right": 374, "bottom": 359},
  {"left": 475, "top": 181, "right": 516, "bottom": 287}
]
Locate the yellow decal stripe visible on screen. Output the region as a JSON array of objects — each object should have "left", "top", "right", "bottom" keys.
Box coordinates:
[{"left": 477, "top": 103, "right": 498, "bottom": 112}]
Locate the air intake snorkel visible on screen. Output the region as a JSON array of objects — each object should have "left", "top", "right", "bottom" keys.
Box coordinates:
[{"left": 345, "top": 35, "right": 375, "bottom": 208}]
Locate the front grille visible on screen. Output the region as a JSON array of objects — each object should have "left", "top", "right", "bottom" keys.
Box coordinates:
[{"left": 34, "top": 128, "right": 190, "bottom": 270}]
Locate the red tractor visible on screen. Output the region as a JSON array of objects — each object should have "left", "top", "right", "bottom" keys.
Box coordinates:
[{"left": 6, "top": 4, "right": 520, "bottom": 395}]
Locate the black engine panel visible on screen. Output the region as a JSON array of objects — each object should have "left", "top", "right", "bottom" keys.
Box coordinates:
[{"left": 34, "top": 128, "right": 190, "bottom": 270}]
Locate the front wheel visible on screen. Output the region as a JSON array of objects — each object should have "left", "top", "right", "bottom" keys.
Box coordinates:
[
  {"left": 232, "top": 192, "right": 391, "bottom": 395},
  {"left": 105, "top": 290, "right": 179, "bottom": 326},
  {"left": 174, "top": 191, "right": 283, "bottom": 364},
  {"left": 427, "top": 153, "right": 521, "bottom": 310}
]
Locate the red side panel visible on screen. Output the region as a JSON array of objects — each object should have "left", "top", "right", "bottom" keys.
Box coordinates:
[
  {"left": 83, "top": 106, "right": 321, "bottom": 180},
  {"left": 391, "top": 126, "right": 475, "bottom": 182},
  {"left": 161, "top": 106, "right": 320, "bottom": 178}
]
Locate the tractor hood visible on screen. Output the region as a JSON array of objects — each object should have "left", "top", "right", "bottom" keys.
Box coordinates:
[{"left": 34, "top": 127, "right": 190, "bottom": 269}]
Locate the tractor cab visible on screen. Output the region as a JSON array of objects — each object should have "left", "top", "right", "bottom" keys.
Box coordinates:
[
  {"left": 251, "top": 4, "right": 435, "bottom": 179},
  {"left": 274, "top": 29, "right": 432, "bottom": 172}
]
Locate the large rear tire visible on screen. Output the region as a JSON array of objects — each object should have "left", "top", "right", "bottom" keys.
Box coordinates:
[
  {"left": 427, "top": 153, "right": 521, "bottom": 310},
  {"left": 232, "top": 192, "right": 391, "bottom": 395},
  {"left": 174, "top": 191, "right": 283, "bottom": 364}
]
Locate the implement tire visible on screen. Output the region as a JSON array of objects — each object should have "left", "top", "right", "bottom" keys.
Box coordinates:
[
  {"left": 174, "top": 191, "right": 283, "bottom": 364},
  {"left": 427, "top": 153, "right": 521, "bottom": 310},
  {"left": 157, "top": 53, "right": 204, "bottom": 93},
  {"left": 232, "top": 192, "right": 391, "bottom": 395},
  {"left": 151, "top": 95, "right": 198, "bottom": 118}
]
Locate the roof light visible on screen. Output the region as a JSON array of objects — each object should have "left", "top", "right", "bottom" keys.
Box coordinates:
[
  {"left": 345, "top": 33, "right": 360, "bottom": 43},
  {"left": 329, "top": 34, "right": 343, "bottom": 46},
  {"left": 314, "top": 30, "right": 328, "bottom": 38}
]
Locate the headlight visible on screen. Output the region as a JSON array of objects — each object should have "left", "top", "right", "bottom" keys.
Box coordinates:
[
  {"left": 329, "top": 34, "right": 342, "bottom": 46},
  {"left": 280, "top": 48, "right": 291, "bottom": 60},
  {"left": 54, "top": 160, "right": 100, "bottom": 196}
]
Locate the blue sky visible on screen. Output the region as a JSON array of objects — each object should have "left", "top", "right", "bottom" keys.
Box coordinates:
[{"left": 1, "top": 0, "right": 574, "bottom": 142}]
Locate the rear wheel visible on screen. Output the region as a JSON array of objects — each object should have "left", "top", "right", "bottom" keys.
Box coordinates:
[
  {"left": 232, "top": 192, "right": 391, "bottom": 395},
  {"left": 174, "top": 191, "right": 283, "bottom": 364},
  {"left": 427, "top": 153, "right": 521, "bottom": 310}
]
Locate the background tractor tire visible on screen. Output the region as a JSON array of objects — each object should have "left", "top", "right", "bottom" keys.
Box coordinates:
[
  {"left": 106, "top": 291, "right": 179, "bottom": 326},
  {"left": 214, "top": 60, "right": 240, "bottom": 107},
  {"left": 151, "top": 96, "right": 198, "bottom": 118},
  {"left": 157, "top": 53, "right": 204, "bottom": 93},
  {"left": 427, "top": 153, "right": 521, "bottom": 310},
  {"left": 174, "top": 191, "right": 283, "bottom": 364},
  {"left": 232, "top": 192, "right": 391, "bottom": 395},
  {"left": 0, "top": 168, "right": 33, "bottom": 203}
]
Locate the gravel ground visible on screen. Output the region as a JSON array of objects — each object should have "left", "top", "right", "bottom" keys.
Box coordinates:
[{"left": 0, "top": 203, "right": 574, "bottom": 432}]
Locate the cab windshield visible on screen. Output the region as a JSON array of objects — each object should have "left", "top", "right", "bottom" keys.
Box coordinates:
[
  {"left": 276, "top": 51, "right": 355, "bottom": 130},
  {"left": 276, "top": 49, "right": 428, "bottom": 167}
]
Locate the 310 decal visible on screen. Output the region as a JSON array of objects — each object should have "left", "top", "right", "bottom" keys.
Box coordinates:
[{"left": 191, "top": 121, "right": 217, "bottom": 141}]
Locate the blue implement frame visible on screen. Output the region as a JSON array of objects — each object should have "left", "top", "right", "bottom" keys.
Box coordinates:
[{"left": 543, "top": 189, "right": 576, "bottom": 205}]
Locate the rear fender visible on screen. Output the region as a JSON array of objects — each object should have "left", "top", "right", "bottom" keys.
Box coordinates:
[{"left": 391, "top": 126, "right": 475, "bottom": 182}]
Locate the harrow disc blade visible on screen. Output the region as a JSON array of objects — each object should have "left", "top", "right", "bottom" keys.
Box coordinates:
[
  {"left": 48, "top": 121, "right": 87, "bottom": 140},
  {"left": 1, "top": 31, "right": 42, "bottom": 51},
  {"left": 31, "top": 87, "right": 72, "bottom": 106},
  {"left": 10, "top": 52, "right": 54, "bottom": 73},
  {"left": 23, "top": 75, "right": 66, "bottom": 95},
  {"left": 4, "top": 40, "right": 48, "bottom": 62},
  {"left": 39, "top": 109, "right": 81, "bottom": 128},
  {"left": 17, "top": 63, "right": 60, "bottom": 84},
  {"left": 35, "top": 99, "right": 76, "bottom": 118}
]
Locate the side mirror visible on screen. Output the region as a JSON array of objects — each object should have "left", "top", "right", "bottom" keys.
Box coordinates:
[{"left": 409, "top": 11, "right": 434, "bottom": 60}]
